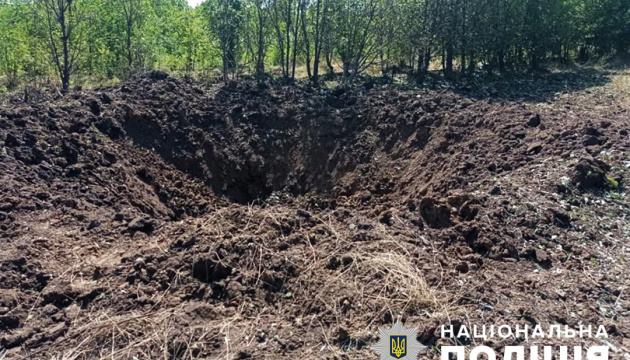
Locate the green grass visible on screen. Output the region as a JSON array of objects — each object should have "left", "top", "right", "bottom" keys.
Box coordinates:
[{"left": 606, "top": 175, "right": 619, "bottom": 189}]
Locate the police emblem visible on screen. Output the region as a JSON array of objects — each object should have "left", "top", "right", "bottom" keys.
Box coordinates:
[{"left": 372, "top": 319, "right": 426, "bottom": 360}]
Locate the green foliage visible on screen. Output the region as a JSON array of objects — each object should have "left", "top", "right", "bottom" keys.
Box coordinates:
[
  {"left": 0, "top": 0, "right": 629, "bottom": 90},
  {"left": 201, "top": 0, "right": 243, "bottom": 80},
  {"left": 0, "top": 2, "right": 29, "bottom": 89},
  {"left": 606, "top": 175, "right": 619, "bottom": 189}
]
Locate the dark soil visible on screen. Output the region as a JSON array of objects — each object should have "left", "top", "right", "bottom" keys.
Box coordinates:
[{"left": 1, "top": 71, "right": 629, "bottom": 359}]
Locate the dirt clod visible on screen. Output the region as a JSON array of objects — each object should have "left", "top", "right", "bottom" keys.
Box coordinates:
[
  {"left": 455, "top": 262, "right": 470, "bottom": 273},
  {"left": 419, "top": 197, "right": 452, "bottom": 229},
  {"left": 527, "top": 114, "right": 541, "bottom": 127},
  {"left": 535, "top": 249, "right": 551, "bottom": 267},
  {"left": 192, "top": 258, "right": 232, "bottom": 283},
  {"left": 127, "top": 216, "right": 155, "bottom": 234},
  {"left": 527, "top": 142, "right": 544, "bottom": 154},
  {"left": 571, "top": 157, "right": 611, "bottom": 190}
]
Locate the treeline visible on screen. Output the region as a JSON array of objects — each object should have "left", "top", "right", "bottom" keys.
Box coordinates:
[
  {"left": 1, "top": 0, "right": 629, "bottom": 92},
  {"left": 1, "top": 0, "right": 212, "bottom": 92}
]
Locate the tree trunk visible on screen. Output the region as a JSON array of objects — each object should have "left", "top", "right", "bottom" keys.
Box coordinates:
[
  {"left": 468, "top": 51, "right": 475, "bottom": 74},
  {"left": 222, "top": 43, "right": 229, "bottom": 84},
  {"left": 285, "top": 0, "right": 292, "bottom": 78},
  {"left": 127, "top": 20, "right": 133, "bottom": 69},
  {"left": 445, "top": 45, "right": 453, "bottom": 75},
  {"left": 291, "top": 0, "right": 301, "bottom": 80},
  {"left": 273, "top": 0, "right": 286, "bottom": 77},
  {"left": 416, "top": 47, "right": 424, "bottom": 80},
  {"left": 256, "top": 6, "right": 265, "bottom": 82},
  {"left": 325, "top": 48, "right": 334, "bottom": 75},
  {"left": 498, "top": 50, "right": 505, "bottom": 73},
  {"left": 276, "top": 29, "right": 285, "bottom": 76},
  {"left": 61, "top": 13, "right": 70, "bottom": 93},
  {"left": 380, "top": 50, "right": 386, "bottom": 77},
  {"left": 580, "top": 46, "right": 587, "bottom": 62},
  {"left": 530, "top": 49, "right": 539, "bottom": 70},
  {"left": 87, "top": 41, "right": 93, "bottom": 75},
  {"left": 312, "top": 0, "right": 324, "bottom": 83},
  {"left": 301, "top": 1, "right": 311, "bottom": 80}
]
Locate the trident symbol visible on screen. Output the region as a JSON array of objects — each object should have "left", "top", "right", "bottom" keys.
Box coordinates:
[{"left": 391, "top": 336, "right": 406, "bottom": 358}]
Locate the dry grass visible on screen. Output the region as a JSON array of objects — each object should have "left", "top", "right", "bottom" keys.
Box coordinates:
[
  {"left": 610, "top": 70, "right": 630, "bottom": 109},
  {"left": 290, "top": 208, "right": 457, "bottom": 348},
  {"left": 9, "top": 204, "right": 459, "bottom": 359},
  {"left": 38, "top": 306, "right": 249, "bottom": 360},
  {"left": 356, "top": 251, "right": 439, "bottom": 310}
]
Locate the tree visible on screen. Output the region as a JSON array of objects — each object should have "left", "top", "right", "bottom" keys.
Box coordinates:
[
  {"left": 37, "top": 0, "right": 86, "bottom": 93},
  {"left": 118, "top": 0, "right": 143, "bottom": 73},
  {"left": 271, "top": 0, "right": 303, "bottom": 80},
  {"left": 1, "top": 0, "right": 630, "bottom": 89},
  {"left": 204, "top": 0, "right": 243, "bottom": 84},
  {"left": 311, "top": 0, "right": 331, "bottom": 82},
  {"left": 0, "top": 1, "right": 29, "bottom": 89},
  {"left": 335, "top": 0, "right": 384, "bottom": 84},
  {"left": 251, "top": 0, "right": 269, "bottom": 81}
]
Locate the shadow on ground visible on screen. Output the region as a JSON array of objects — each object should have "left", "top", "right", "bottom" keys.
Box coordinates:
[{"left": 358, "top": 67, "right": 612, "bottom": 103}]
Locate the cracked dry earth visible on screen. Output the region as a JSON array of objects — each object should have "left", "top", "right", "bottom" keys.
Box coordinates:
[{"left": 0, "top": 71, "right": 629, "bottom": 359}]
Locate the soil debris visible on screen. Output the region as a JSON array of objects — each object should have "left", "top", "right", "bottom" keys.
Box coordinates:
[{"left": 0, "top": 73, "right": 629, "bottom": 359}]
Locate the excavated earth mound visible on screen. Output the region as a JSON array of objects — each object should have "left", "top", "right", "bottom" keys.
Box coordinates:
[{"left": 0, "top": 72, "right": 629, "bottom": 359}]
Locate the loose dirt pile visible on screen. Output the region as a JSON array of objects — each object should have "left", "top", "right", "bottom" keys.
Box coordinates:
[{"left": 1, "top": 71, "right": 629, "bottom": 359}]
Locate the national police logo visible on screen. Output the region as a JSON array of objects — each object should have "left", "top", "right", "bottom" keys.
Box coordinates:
[{"left": 372, "top": 319, "right": 426, "bottom": 360}]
